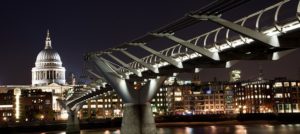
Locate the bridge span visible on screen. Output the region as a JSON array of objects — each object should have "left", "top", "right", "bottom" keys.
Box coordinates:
[{"left": 63, "top": 0, "right": 300, "bottom": 133}]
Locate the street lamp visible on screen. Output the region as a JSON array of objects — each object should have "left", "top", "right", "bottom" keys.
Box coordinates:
[
  {"left": 243, "top": 105, "right": 247, "bottom": 113},
  {"left": 40, "top": 115, "right": 44, "bottom": 120},
  {"left": 3, "top": 117, "right": 7, "bottom": 122},
  {"left": 238, "top": 105, "right": 242, "bottom": 114}
]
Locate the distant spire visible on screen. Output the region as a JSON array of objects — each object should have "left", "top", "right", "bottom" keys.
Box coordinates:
[
  {"left": 258, "top": 65, "right": 263, "bottom": 81},
  {"left": 45, "top": 29, "right": 52, "bottom": 49}
]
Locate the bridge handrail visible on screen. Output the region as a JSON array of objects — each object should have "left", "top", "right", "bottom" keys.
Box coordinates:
[{"left": 125, "top": 0, "right": 294, "bottom": 72}]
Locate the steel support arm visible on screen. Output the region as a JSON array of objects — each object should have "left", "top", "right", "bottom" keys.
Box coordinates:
[
  {"left": 90, "top": 54, "right": 134, "bottom": 103},
  {"left": 87, "top": 69, "right": 106, "bottom": 81},
  {"left": 119, "top": 49, "right": 159, "bottom": 73},
  {"left": 107, "top": 53, "right": 142, "bottom": 77},
  {"left": 272, "top": 49, "right": 298, "bottom": 60},
  {"left": 191, "top": 15, "right": 280, "bottom": 47},
  {"left": 151, "top": 33, "right": 220, "bottom": 61},
  {"left": 128, "top": 42, "right": 183, "bottom": 68},
  {"left": 100, "top": 57, "right": 126, "bottom": 79}
]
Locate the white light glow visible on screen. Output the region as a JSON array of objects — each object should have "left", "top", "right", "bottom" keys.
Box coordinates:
[
  {"left": 0, "top": 105, "right": 13, "bottom": 108},
  {"left": 61, "top": 110, "right": 69, "bottom": 120},
  {"left": 15, "top": 95, "right": 20, "bottom": 120}
]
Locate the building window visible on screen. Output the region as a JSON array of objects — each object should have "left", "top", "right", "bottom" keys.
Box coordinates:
[
  {"left": 174, "top": 92, "right": 182, "bottom": 96},
  {"left": 82, "top": 105, "right": 88, "bottom": 109},
  {"left": 91, "top": 105, "right": 96, "bottom": 108},
  {"left": 291, "top": 82, "right": 297, "bottom": 87},
  {"left": 284, "top": 82, "right": 290, "bottom": 87},
  {"left": 175, "top": 97, "right": 182, "bottom": 101},
  {"left": 274, "top": 82, "right": 283, "bottom": 88},
  {"left": 97, "top": 105, "right": 103, "bottom": 108},
  {"left": 45, "top": 100, "right": 50, "bottom": 105},
  {"left": 275, "top": 93, "right": 283, "bottom": 98}
]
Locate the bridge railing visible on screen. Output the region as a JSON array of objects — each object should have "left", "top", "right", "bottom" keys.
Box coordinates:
[
  {"left": 87, "top": 0, "right": 300, "bottom": 79},
  {"left": 118, "top": 0, "right": 298, "bottom": 75}
]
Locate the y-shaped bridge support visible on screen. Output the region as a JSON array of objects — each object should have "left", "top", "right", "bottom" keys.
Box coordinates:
[
  {"left": 57, "top": 99, "right": 81, "bottom": 134},
  {"left": 66, "top": 106, "right": 80, "bottom": 134},
  {"left": 90, "top": 54, "right": 166, "bottom": 134}
]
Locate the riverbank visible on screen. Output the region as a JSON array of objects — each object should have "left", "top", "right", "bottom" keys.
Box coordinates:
[
  {"left": 1, "top": 113, "right": 300, "bottom": 133},
  {"left": 0, "top": 120, "right": 296, "bottom": 133},
  {"left": 156, "top": 120, "right": 281, "bottom": 127}
]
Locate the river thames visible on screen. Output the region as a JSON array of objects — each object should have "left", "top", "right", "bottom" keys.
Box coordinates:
[{"left": 34, "top": 124, "right": 300, "bottom": 134}]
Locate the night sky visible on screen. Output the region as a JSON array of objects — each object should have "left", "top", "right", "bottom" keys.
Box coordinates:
[{"left": 0, "top": 0, "right": 299, "bottom": 85}]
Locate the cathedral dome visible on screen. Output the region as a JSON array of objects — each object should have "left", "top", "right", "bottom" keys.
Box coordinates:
[
  {"left": 36, "top": 49, "right": 61, "bottom": 62},
  {"left": 34, "top": 30, "right": 62, "bottom": 68},
  {"left": 32, "top": 30, "right": 66, "bottom": 86}
]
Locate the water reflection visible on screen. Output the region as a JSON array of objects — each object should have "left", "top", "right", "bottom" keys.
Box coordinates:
[{"left": 39, "top": 124, "right": 300, "bottom": 134}]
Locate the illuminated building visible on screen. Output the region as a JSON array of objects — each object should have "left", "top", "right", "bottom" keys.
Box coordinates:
[
  {"left": 79, "top": 88, "right": 123, "bottom": 119},
  {"left": 31, "top": 30, "right": 72, "bottom": 117},
  {"left": 203, "top": 90, "right": 225, "bottom": 114},
  {"left": 272, "top": 78, "right": 300, "bottom": 113},
  {"left": 151, "top": 87, "right": 167, "bottom": 116},
  {"left": 0, "top": 30, "right": 73, "bottom": 120},
  {"left": 21, "top": 89, "right": 53, "bottom": 121},
  {"left": 191, "top": 90, "right": 205, "bottom": 115},
  {"left": 224, "top": 85, "right": 235, "bottom": 114},
  {"left": 78, "top": 77, "right": 300, "bottom": 119},
  {"left": 232, "top": 78, "right": 300, "bottom": 114},
  {"left": 32, "top": 30, "right": 66, "bottom": 86},
  {"left": 0, "top": 89, "right": 52, "bottom": 122},
  {"left": 233, "top": 80, "right": 273, "bottom": 114},
  {"left": 0, "top": 90, "right": 14, "bottom": 122},
  {"left": 230, "top": 70, "right": 241, "bottom": 82},
  {"left": 166, "top": 79, "right": 185, "bottom": 115}
]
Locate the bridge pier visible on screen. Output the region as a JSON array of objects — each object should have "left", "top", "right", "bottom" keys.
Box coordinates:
[
  {"left": 121, "top": 103, "right": 156, "bottom": 134},
  {"left": 66, "top": 109, "right": 80, "bottom": 134},
  {"left": 91, "top": 55, "right": 166, "bottom": 134}
]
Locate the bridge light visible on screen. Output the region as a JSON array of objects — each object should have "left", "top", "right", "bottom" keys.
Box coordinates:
[
  {"left": 173, "top": 73, "right": 178, "bottom": 76},
  {"left": 195, "top": 68, "right": 201, "bottom": 73}
]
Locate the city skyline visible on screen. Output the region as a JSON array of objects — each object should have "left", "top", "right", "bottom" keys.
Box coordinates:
[{"left": 0, "top": 0, "right": 299, "bottom": 84}]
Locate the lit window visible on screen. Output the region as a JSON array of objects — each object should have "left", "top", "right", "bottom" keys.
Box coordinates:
[
  {"left": 175, "top": 97, "right": 182, "bottom": 101},
  {"left": 82, "top": 105, "right": 88, "bottom": 109},
  {"left": 291, "top": 82, "right": 296, "bottom": 87},
  {"left": 274, "top": 93, "right": 283, "bottom": 98},
  {"left": 284, "top": 82, "right": 289, "bottom": 87},
  {"left": 274, "top": 82, "right": 282, "bottom": 88},
  {"left": 91, "top": 105, "right": 96, "bottom": 108},
  {"left": 97, "top": 105, "right": 103, "bottom": 108},
  {"left": 174, "top": 92, "right": 182, "bottom": 96}
]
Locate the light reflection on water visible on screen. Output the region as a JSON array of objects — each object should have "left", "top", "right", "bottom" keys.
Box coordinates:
[{"left": 39, "top": 124, "right": 300, "bottom": 134}]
